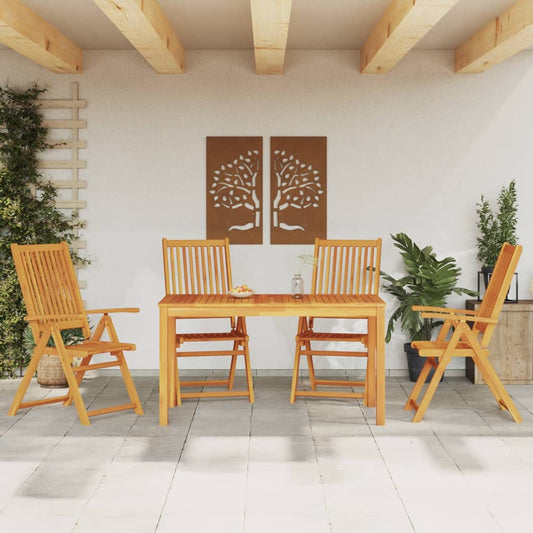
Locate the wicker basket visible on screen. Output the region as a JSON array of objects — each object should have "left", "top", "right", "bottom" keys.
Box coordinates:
[{"left": 37, "top": 354, "right": 68, "bottom": 388}]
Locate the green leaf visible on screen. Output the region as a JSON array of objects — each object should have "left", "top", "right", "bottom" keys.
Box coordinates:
[{"left": 382, "top": 233, "right": 477, "bottom": 342}]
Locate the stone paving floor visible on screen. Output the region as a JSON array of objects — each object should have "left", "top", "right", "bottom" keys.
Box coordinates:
[{"left": 1, "top": 374, "right": 533, "bottom": 532}]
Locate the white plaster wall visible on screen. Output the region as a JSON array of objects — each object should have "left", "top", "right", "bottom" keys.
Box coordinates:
[{"left": 1, "top": 49, "right": 533, "bottom": 372}]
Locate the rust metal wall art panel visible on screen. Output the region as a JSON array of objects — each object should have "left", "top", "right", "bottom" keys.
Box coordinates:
[
  {"left": 270, "top": 137, "right": 327, "bottom": 244},
  {"left": 206, "top": 137, "right": 263, "bottom": 244}
]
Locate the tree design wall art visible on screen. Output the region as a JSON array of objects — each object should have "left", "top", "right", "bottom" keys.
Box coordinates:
[
  {"left": 271, "top": 137, "right": 327, "bottom": 244},
  {"left": 206, "top": 137, "right": 262, "bottom": 244}
]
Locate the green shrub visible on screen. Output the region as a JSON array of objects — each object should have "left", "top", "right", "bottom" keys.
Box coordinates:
[{"left": 0, "top": 84, "right": 83, "bottom": 377}]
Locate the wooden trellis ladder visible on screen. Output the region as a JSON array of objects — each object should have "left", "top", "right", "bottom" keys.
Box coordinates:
[{"left": 38, "top": 82, "right": 87, "bottom": 287}]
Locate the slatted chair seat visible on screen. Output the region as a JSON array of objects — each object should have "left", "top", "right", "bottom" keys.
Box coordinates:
[
  {"left": 177, "top": 331, "right": 246, "bottom": 343},
  {"left": 412, "top": 341, "right": 489, "bottom": 358},
  {"left": 404, "top": 243, "right": 523, "bottom": 423},
  {"left": 298, "top": 330, "right": 368, "bottom": 343},
  {"left": 163, "top": 238, "right": 254, "bottom": 405},
  {"left": 62, "top": 341, "right": 136, "bottom": 356},
  {"left": 8, "top": 242, "right": 144, "bottom": 425},
  {"left": 290, "top": 238, "right": 382, "bottom": 403}
]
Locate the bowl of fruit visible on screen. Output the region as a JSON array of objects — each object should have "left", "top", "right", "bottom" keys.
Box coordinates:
[{"left": 228, "top": 284, "right": 254, "bottom": 298}]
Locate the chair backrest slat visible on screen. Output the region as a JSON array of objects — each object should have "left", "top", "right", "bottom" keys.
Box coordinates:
[
  {"left": 311, "top": 238, "right": 382, "bottom": 295},
  {"left": 476, "top": 243, "right": 522, "bottom": 347},
  {"left": 162, "top": 238, "right": 233, "bottom": 295},
  {"left": 11, "top": 242, "right": 90, "bottom": 341}
]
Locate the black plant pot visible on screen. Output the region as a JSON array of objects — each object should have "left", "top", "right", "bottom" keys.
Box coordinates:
[
  {"left": 481, "top": 266, "right": 494, "bottom": 291},
  {"left": 404, "top": 343, "right": 442, "bottom": 383}
]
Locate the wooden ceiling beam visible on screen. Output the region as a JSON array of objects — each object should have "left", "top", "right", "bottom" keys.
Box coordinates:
[
  {"left": 361, "top": 0, "right": 459, "bottom": 74},
  {"left": 92, "top": 0, "right": 184, "bottom": 74},
  {"left": 456, "top": 0, "right": 533, "bottom": 74},
  {"left": 250, "top": 0, "right": 292, "bottom": 75},
  {"left": 0, "top": 0, "right": 82, "bottom": 73}
]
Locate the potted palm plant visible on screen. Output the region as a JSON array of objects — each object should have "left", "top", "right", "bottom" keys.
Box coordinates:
[
  {"left": 382, "top": 233, "right": 476, "bottom": 382},
  {"left": 476, "top": 180, "right": 518, "bottom": 288}
]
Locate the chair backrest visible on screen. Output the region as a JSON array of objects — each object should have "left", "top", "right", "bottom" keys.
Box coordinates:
[
  {"left": 162, "top": 238, "right": 234, "bottom": 295},
  {"left": 476, "top": 243, "right": 522, "bottom": 347},
  {"left": 310, "top": 238, "right": 382, "bottom": 295},
  {"left": 10, "top": 242, "right": 90, "bottom": 341}
]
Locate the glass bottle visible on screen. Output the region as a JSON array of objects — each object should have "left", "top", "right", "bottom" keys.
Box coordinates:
[{"left": 291, "top": 273, "right": 304, "bottom": 299}]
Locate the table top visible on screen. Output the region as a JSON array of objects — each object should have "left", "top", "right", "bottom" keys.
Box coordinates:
[{"left": 159, "top": 293, "right": 385, "bottom": 318}]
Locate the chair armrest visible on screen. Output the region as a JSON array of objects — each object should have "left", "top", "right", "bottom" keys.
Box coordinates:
[
  {"left": 85, "top": 308, "right": 140, "bottom": 314},
  {"left": 418, "top": 311, "right": 497, "bottom": 324},
  {"left": 412, "top": 305, "right": 477, "bottom": 316}
]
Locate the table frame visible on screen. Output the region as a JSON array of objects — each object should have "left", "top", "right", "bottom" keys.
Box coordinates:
[{"left": 158, "top": 294, "right": 386, "bottom": 426}]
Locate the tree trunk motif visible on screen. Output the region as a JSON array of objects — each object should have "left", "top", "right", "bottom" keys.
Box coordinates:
[
  {"left": 271, "top": 150, "right": 324, "bottom": 231},
  {"left": 209, "top": 149, "right": 261, "bottom": 232}
]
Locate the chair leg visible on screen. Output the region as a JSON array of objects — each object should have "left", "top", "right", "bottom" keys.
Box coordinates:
[
  {"left": 175, "top": 356, "right": 182, "bottom": 407},
  {"left": 55, "top": 341, "right": 90, "bottom": 426},
  {"left": 410, "top": 353, "right": 452, "bottom": 423},
  {"left": 306, "top": 341, "right": 316, "bottom": 390},
  {"left": 365, "top": 318, "right": 376, "bottom": 407},
  {"left": 290, "top": 340, "right": 303, "bottom": 403},
  {"left": 8, "top": 351, "right": 43, "bottom": 416},
  {"left": 64, "top": 354, "right": 92, "bottom": 406},
  {"left": 103, "top": 315, "right": 144, "bottom": 416},
  {"left": 228, "top": 348, "right": 238, "bottom": 390},
  {"left": 473, "top": 353, "right": 522, "bottom": 422},
  {"left": 9, "top": 329, "right": 51, "bottom": 417},
  {"left": 230, "top": 316, "right": 246, "bottom": 390},
  {"left": 115, "top": 351, "right": 144, "bottom": 415},
  {"left": 242, "top": 338, "right": 255, "bottom": 403},
  {"left": 403, "top": 358, "right": 434, "bottom": 412}
]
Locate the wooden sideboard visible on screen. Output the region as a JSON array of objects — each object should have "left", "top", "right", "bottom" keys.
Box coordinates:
[{"left": 465, "top": 299, "right": 533, "bottom": 385}]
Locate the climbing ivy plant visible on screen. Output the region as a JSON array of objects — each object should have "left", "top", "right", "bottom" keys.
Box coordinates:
[{"left": 0, "top": 84, "right": 82, "bottom": 377}]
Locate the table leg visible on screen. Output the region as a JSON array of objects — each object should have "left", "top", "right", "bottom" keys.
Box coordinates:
[
  {"left": 169, "top": 319, "right": 177, "bottom": 408},
  {"left": 376, "top": 306, "right": 386, "bottom": 425},
  {"left": 159, "top": 307, "right": 169, "bottom": 426},
  {"left": 365, "top": 317, "right": 376, "bottom": 408}
]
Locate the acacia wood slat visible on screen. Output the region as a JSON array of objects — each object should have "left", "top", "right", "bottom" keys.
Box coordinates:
[{"left": 159, "top": 294, "right": 382, "bottom": 318}]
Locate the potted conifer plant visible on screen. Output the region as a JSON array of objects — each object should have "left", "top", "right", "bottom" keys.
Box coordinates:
[
  {"left": 476, "top": 180, "right": 518, "bottom": 288},
  {"left": 381, "top": 233, "right": 476, "bottom": 382}
]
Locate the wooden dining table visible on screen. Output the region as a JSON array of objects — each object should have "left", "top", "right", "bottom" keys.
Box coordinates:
[{"left": 158, "top": 293, "right": 386, "bottom": 426}]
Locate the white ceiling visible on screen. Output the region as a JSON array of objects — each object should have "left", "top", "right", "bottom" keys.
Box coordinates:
[{"left": 0, "top": 0, "right": 525, "bottom": 51}]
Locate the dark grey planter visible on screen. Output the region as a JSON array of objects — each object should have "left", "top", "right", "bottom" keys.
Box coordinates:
[
  {"left": 404, "top": 342, "right": 442, "bottom": 383},
  {"left": 481, "top": 265, "right": 494, "bottom": 291}
]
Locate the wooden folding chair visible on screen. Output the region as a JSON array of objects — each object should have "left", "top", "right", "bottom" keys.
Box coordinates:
[
  {"left": 290, "top": 238, "right": 382, "bottom": 403},
  {"left": 404, "top": 243, "right": 523, "bottom": 423},
  {"left": 162, "top": 238, "right": 254, "bottom": 405},
  {"left": 8, "top": 242, "right": 144, "bottom": 425}
]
